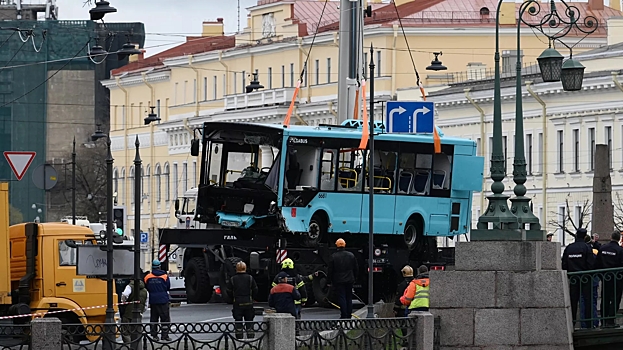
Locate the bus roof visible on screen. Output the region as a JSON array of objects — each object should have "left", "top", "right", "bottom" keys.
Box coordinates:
[{"left": 203, "top": 121, "right": 475, "bottom": 147}]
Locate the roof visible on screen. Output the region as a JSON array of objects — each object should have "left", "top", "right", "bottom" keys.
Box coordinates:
[{"left": 111, "top": 35, "right": 236, "bottom": 76}]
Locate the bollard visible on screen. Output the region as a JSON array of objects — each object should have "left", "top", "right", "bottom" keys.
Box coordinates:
[
  {"left": 264, "top": 313, "right": 295, "bottom": 350},
  {"left": 31, "top": 318, "right": 62, "bottom": 350},
  {"left": 409, "top": 311, "right": 434, "bottom": 350}
]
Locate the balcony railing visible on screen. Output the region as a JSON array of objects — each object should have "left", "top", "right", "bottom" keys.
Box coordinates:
[{"left": 225, "top": 88, "right": 296, "bottom": 111}]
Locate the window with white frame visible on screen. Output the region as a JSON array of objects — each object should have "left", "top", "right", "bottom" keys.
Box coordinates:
[
  {"left": 204, "top": 77, "right": 207, "bottom": 101},
  {"left": 163, "top": 163, "right": 170, "bottom": 202},
  {"left": 242, "top": 71, "right": 246, "bottom": 94},
  {"left": 193, "top": 160, "right": 197, "bottom": 188},
  {"left": 223, "top": 74, "right": 226, "bottom": 95},
  {"left": 184, "top": 80, "right": 188, "bottom": 104},
  {"left": 268, "top": 67, "right": 272, "bottom": 89},
  {"left": 281, "top": 65, "right": 285, "bottom": 88},
  {"left": 589, "top": 127, "right": 595, "bottom": 171},
  {"left": 376, "top": 51, "right": 381, "bottom": 77},
  {"left": 182, "top": 162, "right": 188, "bottom": 194},
  {"left": 327, "top": 58, "right": 331, "bottom": 83},
  {"left": 155, "top": 164, "right": 161, "bottom": 203},
  {"left": 558, "top": 206, "right": 566, "bottom": 245},
  {"left": 537, "top": 132, "right": 543, "bottom": 174},
  {"left": 557, "top": 130, "right": 564, "bottom": 173},
  {"left": 173, "top": 163, "right": 178, "bottom": 200},
  {"left": 315, "top": 59, "right": 319, "bottom": 85},
  {"left": 573, "top": 129, "right": 579, "bottom": 172},
  {"left": 193, "top": 79, "right": 197, "bottom": 103},
  {"left": 129, "top": 166, "right": 135, "bottom": 204},
  {"left": 233, "top": 72, "right": 237, "bottom": 93},
  {"left": 503, "top": 135, "right": 507, "bottom": 172},
  {"left": 574, "top": 205, "right": 582, "bottom": 227},
  {"left": 212, "top": 76, "right": 217, "bottom": 100},
  {"left": 120, "top": 168, "right": 125, "bottom": 205},
  {"left": 526, "top": 133, "right": 533, "bottom": 175},
  {"left": 290, "top": 64, "right": 294, "bottom": 87}
]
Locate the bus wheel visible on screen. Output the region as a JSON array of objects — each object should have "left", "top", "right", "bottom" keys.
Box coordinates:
[
  {"left": 185, "top": 257, "right": 213, "bottom": 304},
  {"left": 404, "top": 219, "right": 421, "bottom": 251},
  {"left": 302, "top": 214, "right": 326, "bottom": 247}
]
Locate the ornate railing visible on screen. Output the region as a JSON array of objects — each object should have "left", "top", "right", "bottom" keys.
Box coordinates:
[
  {"left": 60, "top": 321, "right": 268, "bottom": 350},
  {"left": 0, "top": 324, "right": 30, "bottom": 350},
  {"left": 295, "top": 318, "right": 417, "bottom": 350},
  {"left": 567, "top": 267, "right": 623, "bottom": 330}
]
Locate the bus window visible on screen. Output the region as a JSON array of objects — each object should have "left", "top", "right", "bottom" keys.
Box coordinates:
[
  {"left": 433, "top": 153, "right": 452, "bottom": 190},
  {"left": 337, "top": 147, "right": 364, "bottom": 191},
  {"left": 320, "top": 149, "right": 337, "bottom": 191},
  {"left": 366, "top": 150, "right": 396, "bottom": 193},
  {"left": 285, "top": 145, "right": 318, "bottom": 189}
]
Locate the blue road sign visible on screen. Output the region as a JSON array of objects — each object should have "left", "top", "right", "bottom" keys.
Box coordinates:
[
  {"left": 385, "top": 101, "right": 435, "bottom": 133},
  {"left": 140, "top": 232, "right": 148, "bottom": 243}
]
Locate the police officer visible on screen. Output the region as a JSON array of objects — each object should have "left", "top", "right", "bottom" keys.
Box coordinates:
[
  {"left": 596, "top": 230, "right": 623, "bottom": 327},
  {"left": 562, "top": 228, "right": 595, "bottom": 329},
  {"left": 271, "top": 258, "right": 312, "bottom": 319},
  {"left": 328, "top": 238, "right": 358, "bottom": 319}
]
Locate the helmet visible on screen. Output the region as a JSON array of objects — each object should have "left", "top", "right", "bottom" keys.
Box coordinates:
[
  {"left": 401, "top": 265, "right": 413, "bottom": 277},
  {"left": 236, "top": 261, "right": 247, "bottom": 273},
  {"left": 152, "top": 259, "right": 161, "bottom": 268},
  {"left": 281, "top": 258, "right": 294, "bottom": 270},
  {"left": 335, "top": 238, "right": 346, "bottom": 248}
]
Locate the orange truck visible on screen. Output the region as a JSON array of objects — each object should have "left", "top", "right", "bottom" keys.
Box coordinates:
[{"left": 0, "top": 182, "right": 114, "bottom": 326}]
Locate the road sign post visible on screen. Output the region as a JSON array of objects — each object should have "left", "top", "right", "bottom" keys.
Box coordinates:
[
  {"left": 385, "top": 101, "right": 435, "bottom": 133},
  {"left": 3, "top": 151, "right": 36, "bottom": 181}
]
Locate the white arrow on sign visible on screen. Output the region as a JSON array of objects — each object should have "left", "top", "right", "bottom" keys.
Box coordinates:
[
  {"left": 411, "top": 106, "right": 431, "bottom": 132},
  {"left": 388, "top": 105, "right": 406, "bottom": 132}
]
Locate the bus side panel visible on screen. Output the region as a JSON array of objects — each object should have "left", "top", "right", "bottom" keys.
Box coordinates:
[
  {"left": 394, "top": 197, "right": 432, "bottom": 235},
  {"left": 310, "top": 192, "right": 362, "bottom": 234}
]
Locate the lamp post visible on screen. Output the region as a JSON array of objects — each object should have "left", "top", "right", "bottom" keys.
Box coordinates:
[
  {"left": 132, "top": 136, "right": 142, "bottom": 348},
  {"left": 72, "top": 137, "right": 76, "bottom": 225},
  {"left": 473, "top": 0, "right": 598, "bottom": 240},
  {"left": 366, "top": 43, "right": 375, "bottom": 319}
]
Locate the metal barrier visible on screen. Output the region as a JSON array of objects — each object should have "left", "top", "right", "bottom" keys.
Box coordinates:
[
  {"left": 0, "top": 324, "right": 30, "bottom": 350},
  {"left": 60, "top": 321, "right": 268, "bottom": 350},
  {"left": 295, "top": 318, "right": 417, "bottom": 350},
  {"left": 567, "top": 267, "right": 623, "bottom": 330}
]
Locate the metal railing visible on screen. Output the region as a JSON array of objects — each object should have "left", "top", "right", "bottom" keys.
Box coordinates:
[
  {"left": 60, "top": 321, "right": 268, "bottom": 350},
  {"left": 567, "top": 267, "right": 623, "bottom": 330},
  {"left": 0, "top": 324, "right": 30, "bottom": 350},
  {"left": 295, "top": 318, "right": 417, "bottom": 350}
]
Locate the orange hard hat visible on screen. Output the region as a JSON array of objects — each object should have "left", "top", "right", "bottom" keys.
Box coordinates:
[{"left": 335, "top": 238, "right": 346, "bottom": 248}]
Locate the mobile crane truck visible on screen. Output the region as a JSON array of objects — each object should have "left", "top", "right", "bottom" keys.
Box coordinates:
[
  {"left": 159, "top": 120, "right": 482, "bottom": 307},
  {"left": 0, "top": 182, "right": 113, "bottom": 329}
]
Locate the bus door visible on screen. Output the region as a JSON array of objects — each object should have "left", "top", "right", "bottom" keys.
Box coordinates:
[
  {"left": 360, "top": 149, "right": 397, "bottom": 234},
  {"left": 323, "top": 148, "right": 364, "bottom": 233}
]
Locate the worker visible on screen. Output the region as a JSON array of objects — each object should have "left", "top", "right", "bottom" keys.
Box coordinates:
[
  {"left": 144, "top": 259, "right": 171, "bottom": 341},
  {"left": 400, "top": 265, "right": 430, "bottom": 315},
  {"left": 271, "top": 258, "right": 313, "bottom": 318},
  {"left": 328, "top": 238, "right": 358, "bottom": 319},
  {"left": 562, "top": 228, "right": 595, "bottom": 329},
  {"left": 394, "top": 266, "right": 414, "bottom": 317},
  {"left": 120, "top": 279, "right": 149, "bottom": 343},
  {"left": 596, "top": 230, "right": 623, "bottom": 328},
  {"left": 269, "top": 273, "right": 301, "bottom": 317},
  {"left": 546, "top": 232, "right": 554, "bottom": 242},
  {"left": 226, "top": 261, "right": 259, "bottom": 339}
]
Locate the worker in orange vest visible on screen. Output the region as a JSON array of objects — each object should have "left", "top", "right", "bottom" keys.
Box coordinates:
[{"left": 400, "top": 265, "right": 430, "bottom": 315}]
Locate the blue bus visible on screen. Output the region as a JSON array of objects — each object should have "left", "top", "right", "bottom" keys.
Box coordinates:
[{"left": 192, "top": 119, "right": 484, "bottom": 252}]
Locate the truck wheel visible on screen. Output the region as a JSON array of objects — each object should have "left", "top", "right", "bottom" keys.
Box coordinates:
[
  {"left": 219, "top": 257, "right": 243, "bottom": 304},
  {"left": 185, "top": 257, "right": 213, "bottom": 304},
  {"left": 302, "top": 214, "right": 326, "bottom": 248}
]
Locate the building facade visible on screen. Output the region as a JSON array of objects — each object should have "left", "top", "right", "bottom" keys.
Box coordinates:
[{"left": 102, "top": 0, "right": 622, "bottom": 253}]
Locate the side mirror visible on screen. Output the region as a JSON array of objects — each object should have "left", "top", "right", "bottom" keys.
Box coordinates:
[
  {"left": 190, "top": 139, "right": 200, "bottom": 157},
  {"left": 250, "top": 252, "right": 260, "bottom": 270},
  {"left": 174, "top": 199, "right": 180, "bottom": 211}
]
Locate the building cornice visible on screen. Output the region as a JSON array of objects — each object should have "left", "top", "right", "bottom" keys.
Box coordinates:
[{"left": 102, "top": 70, "right": 171, "bottom": 89}]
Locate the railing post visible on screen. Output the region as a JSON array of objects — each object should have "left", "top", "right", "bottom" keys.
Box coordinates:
[
  {"left": 409, "top": 311, "right": 434, "bottom": 350},
  {"left": 31, "top": 318, "right": 62, "bottom": 350},
  {"left": 264, "top": 313, "right": 295, "bottom": 350}
]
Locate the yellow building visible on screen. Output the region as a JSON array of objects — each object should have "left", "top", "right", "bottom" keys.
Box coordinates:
[{"left": 101, "top": 0, "right": 621, "bottom": 250}]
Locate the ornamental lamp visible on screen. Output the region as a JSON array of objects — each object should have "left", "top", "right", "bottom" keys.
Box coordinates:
[
  {"left": 560, "top": 58, "right": 585, "bottom": 92},
  {"left": 536, "top": 48, "right": 564, "bottom": 82}
]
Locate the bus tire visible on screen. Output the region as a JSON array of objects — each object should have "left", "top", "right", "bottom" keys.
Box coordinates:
[
  {"left": 302, "top": 213, "right": 326, "bottom": 247},
  {"left": 404, "top": 218, "right": 423, "bottom": 251},
  {"left": 185, "top": 257, "right": 213, "bottom": 304},
  {"left": 219, "top": 257, "right": 243, "bottom": 304}
]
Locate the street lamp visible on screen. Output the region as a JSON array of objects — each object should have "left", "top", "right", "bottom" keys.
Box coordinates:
[
  {"left": 560, "top": 58, "right": 585, "bottom": 92},
  {"left": 366, "top": 43, "right": 375, "bottom": 319},
  {"left": 90, "top": 124, "right": 115, "bottom": 326},
  {"left": 536, "top": 47, "right": 564, "bottom": 82},
  {"left": 89, "top": 1, "right": 117, "bottom": 21},
  {"left": 144, "top": 106, "right": 161, "bottom": 125},
  {"left": 117, "top": 36, "right": 142, "bottom": 61},
  {"left": 426, "top": 52, "right": 447, "bottom": 71}
]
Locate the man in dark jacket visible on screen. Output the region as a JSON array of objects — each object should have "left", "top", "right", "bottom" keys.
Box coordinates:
[
  {"left": 328, "top": 238, "right": 358, "bottom": 319},
  {"left": 226, "top": 261, "right": 259, "bottom": 339},
  {"left": 271, "top": 258, "right": 313, "bottom": 319},
  {"left": 562, "top": 228, "right": 595, "bottom": 329},
  {"left": 144, "top": 259, "right": 171, "bottom": 340},
  {"left": 596, "top": 231, "right": 623, "bottom": 327},
  {"left": 269, "top": 273, "right": 301, "bottom": 317},
  {"left": 394, "top": 265, "right": 414, "bottom": 317},
  {"left": 120, "top": 280, "right": 148, "bottom": 343}
]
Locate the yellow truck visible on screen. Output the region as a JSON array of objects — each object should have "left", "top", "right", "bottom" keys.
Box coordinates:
[{"left": 0, "top": 182, "right": 114, "bottom": 327}]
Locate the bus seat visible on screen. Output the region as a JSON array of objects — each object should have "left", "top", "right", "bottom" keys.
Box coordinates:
[
  {"left": 413, "top": 170, "right": 430, "bottom": 195},
  {"left": 339, "top": 168, "right": 357, "bottom": 188},
  {"left": 285, "top": 162, "right": 302, "bottom": 189},
  {"left": 432, "top": 170, "right": 446, "bottom": 189},
  {"left": 398, "top": 171, "right": 413, "bottom": 194}
]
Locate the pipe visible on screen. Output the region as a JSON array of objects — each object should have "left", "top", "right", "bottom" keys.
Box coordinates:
[
  {"left": 188, "top": 55, "right": 200, "bottom": 117},
  {"left": 116, "top": 77, "right": 129, "bottom": 208},
  {"left": 464, "top": 88, "right": 486, "bottom": 213},
  {"left": 328, "top": 101, "right": 338, "bottom": 117},
  {"left": 526, "top": 81, "right": 547, "bottom": 229},
  {"left": 219, "top": 51, "right": 229, "bottom": 95},
  {"left": 297, "top": 39, "right": 308, "bottom": 103},
  {"left": 391, "top": 25, "right": 398, "bottom": 97}
]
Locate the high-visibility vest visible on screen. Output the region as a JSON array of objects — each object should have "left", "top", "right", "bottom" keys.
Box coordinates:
[{"left": 408, "top": 278, "right": 430, "bottom": 310}]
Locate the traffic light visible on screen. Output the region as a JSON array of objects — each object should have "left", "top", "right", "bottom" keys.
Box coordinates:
[{"left": 113, "top": 206, "right": 126, "bottom": 236}]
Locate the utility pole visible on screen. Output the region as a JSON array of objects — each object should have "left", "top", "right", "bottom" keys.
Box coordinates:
[
  {"left": 592, "top": 144, "right": 613, "bottom": 243},
  {"left": 72, "top": 137, "right": 76, "bottom": 225},
  {"left": 337, "top": 0, "right": 363, "bottom": 123}
]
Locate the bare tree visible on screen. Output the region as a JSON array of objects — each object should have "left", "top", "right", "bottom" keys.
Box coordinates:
[
  {"left": 548, "top": 198, "right": 592, "bottom": 238},
  {"left": 612, "top": 193, "right": 623, "bottom": 231},
  {"left": 50, "top": 142, "right": 108, "bottom": 222}
]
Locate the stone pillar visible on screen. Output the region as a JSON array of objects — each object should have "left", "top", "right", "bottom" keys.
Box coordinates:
[
  {"left": 592, "top": 144, "right": 613, "bottom": 244},
  {"left": 264, "top": 313, "right": 295, "bottom": 350},
  {"left": 409, "top": 311, "right": 434, "bottom": 350},
  {"left": 430, "top": 241, "right": 574, "bottom": 350},
  {"left": 31, "top": 318, "right": 62, "bottom": 350}
]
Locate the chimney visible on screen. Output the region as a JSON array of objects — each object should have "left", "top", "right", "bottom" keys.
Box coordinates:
[
  {"left": 607, "top": 17, "right": 623, "bottom": 45},
  {"left": 588, "top": 0, "right": 604, "bottom": 11},
  {"left": 202, "top": 18, "right": 224, "bottom": 37},
  {"left": 128, "top": 48, "right": 145, "bottom": 63}
]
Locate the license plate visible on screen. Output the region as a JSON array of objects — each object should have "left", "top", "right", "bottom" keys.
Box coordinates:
[
  {"left": 221, "top": 221, "right": 240, "bottom": 227},
  {"left": 373, "top": 258, "right": 385, "bottom": 264}
]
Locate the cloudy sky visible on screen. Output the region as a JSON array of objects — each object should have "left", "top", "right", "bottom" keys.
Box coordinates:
[{"left": 55, "top": 0, "right": 257, "bottom": 56}]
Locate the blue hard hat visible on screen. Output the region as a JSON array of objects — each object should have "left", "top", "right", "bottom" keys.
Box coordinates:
[{"left": 152, "top": 259, "right": 161, "bottom": 267}]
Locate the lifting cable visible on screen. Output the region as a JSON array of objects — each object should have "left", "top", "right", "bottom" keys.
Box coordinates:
[
  {"left": 392, "top": 1, "right": 441, "bottom": 153},
  {"left": 283, "top": 0, "right": 329, "bottom": 127}
]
